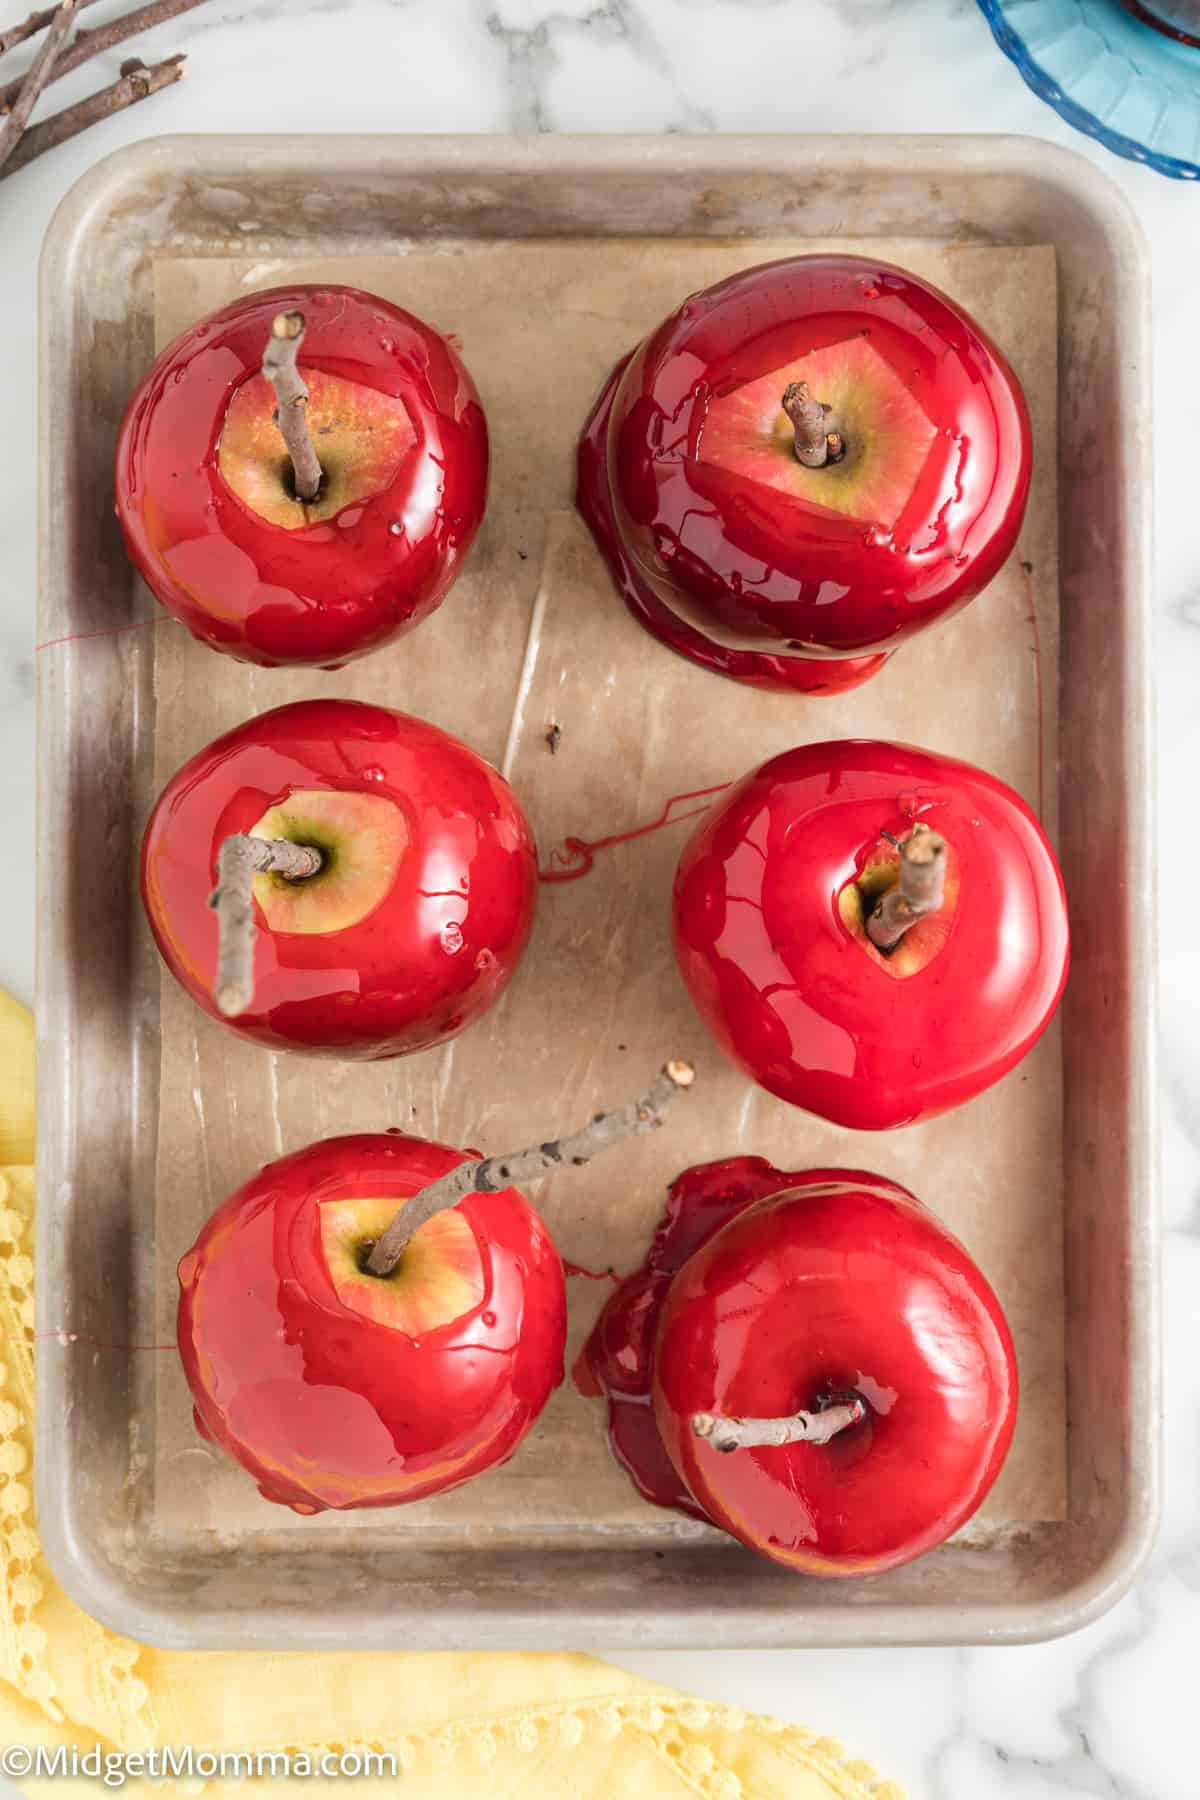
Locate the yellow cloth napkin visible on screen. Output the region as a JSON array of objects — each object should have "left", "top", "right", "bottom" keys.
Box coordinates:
[{"left": 0, "top": 996, "right": 902, "bottom": 1798}]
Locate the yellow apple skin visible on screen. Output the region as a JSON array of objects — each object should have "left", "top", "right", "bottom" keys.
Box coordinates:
[
  {"left": 700, "top": 336, "right": 938, "bottom": 526},
  {"left": 319, "top": 1195, "right": 485, "bottom": 1332},
  {"left": 250, "top": 789, "right": 408, "bottom": 936},
  {"left": 838, "top": 839, "right": 961, "bottom": 980},
  {"left": 218, "top": 369, "right": 418, "bottom": 529}
]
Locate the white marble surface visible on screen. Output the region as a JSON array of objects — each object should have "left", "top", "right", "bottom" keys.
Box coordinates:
[{"left": 1, "top": 1, "right": 1196, "bottom": 1794}]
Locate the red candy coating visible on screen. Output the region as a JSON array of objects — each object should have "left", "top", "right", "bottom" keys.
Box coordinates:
[
  {"left": 116, "top": 284, "right": 488, "bottom": 667},
  {"left": 579, "top": 1157, "right": 1017, "bottom": 1577},
  {"left": 178, "top": 1131, "right": 567, "bottom": 1513},
  {"left": 578, "top": 255, "right": 1030, "bottom": 690},
  {"left": 141, "top": 698, "right": 536, "bottom": 1059},
  {"left": 672, "top": 739, "right": 1068, "bottom": 1128}
]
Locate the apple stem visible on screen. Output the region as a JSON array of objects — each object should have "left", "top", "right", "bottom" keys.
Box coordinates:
[
  {"left": 209, "top": 834, "right": 323, "bottom": 1018},
  {"left": 781, "top": 381, "right": 845, "bottom": 470},
  {"left": 691, "top": 1398, "right": 866, "bottom": 1453},
  {"left": 865, "top": 821, "right": 947, "bottom": 951},
  {"left": 263, "top": 311, "right": 323, "bottom": 505},
  {"left": 365, "top": 1060, "right": 697, "bottom": 1277}
]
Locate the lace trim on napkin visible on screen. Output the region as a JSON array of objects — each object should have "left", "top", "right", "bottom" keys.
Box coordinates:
[
  {"left": 250, "top": 1698, "right": 905, "bottom": 1798},
  {"left": 0, "top": 1166, "right": 157, "bottom": 1741},
  {"left": 0, "top": 1166, "right": 60, "bottom": 1721}
]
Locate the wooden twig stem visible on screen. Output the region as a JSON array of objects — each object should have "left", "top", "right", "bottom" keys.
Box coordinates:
[
  {"left": 0, "top": 0, "right": 76, "bottom": 173},
  {"left": 366, "top": 1060, "right": 698, "bottom": 1277},
  {"left": 781, "top": 379, "right": 846, "bottom": 470},
  {"left": 0, "top": 51, "right": 185, "bottom": 179},
  {"left": 0, "top": 0, "right": 98, "bottom": 60},
  {"left": 262, "top": 311, "right": 323, "bottom": 504},
  {"left": 692, "top": 1398, "right": 866, "bottom": 1453},
  {"left": 0, "top": 0, "right": 209, "bottom": 118},
  {"left": 865, "top": 821, "right": 947, "bottom": 951},
  {"left": 209, "top": 834, "right": 322, "bottom": 1019}
]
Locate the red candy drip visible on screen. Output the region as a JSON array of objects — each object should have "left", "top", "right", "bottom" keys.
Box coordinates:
[
  {"left": 538, "top": 784, "right": 730, "bottom": 885},
  {"left": 573, "top": 1155, "right": 801, "bottom": 1519}
]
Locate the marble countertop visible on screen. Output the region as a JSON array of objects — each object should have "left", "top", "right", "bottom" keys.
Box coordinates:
[{"left": 2, "top": 2, "right": 1194, "bottom": 1794}]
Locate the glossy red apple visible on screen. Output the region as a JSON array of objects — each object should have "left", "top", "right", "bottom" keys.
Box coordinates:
[
  {"left": 141, "top": 698, "right": 536, "bottom": 1058},
  {"left": 180, "top": 1063, "right": 694, "bottom": 1512},
  {"left": 115, "top": 283, "right": 488, "bottom": 667},
  {"left": 578, "top": 254, "right": 1031, "bottom": 693},
  {"left": 1122, "top": 0, "right": 1200, "bottom": 42},
  {"left": 178, "top": 1131, "right": 567, "bottom": 1512},
  {"left": 578, "top": 1156, "right": 1017, "bottom": 1576},
  {"left": 672, "top": 739, "right": 1068, "bottom": 1129}
]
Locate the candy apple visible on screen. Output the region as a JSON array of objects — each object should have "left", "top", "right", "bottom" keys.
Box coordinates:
[
  {"left": 577, "top": 254, "right": 1031, "bottom": 693},
  {"left": 672, "top": 739, "right": 1068, "bottom": 1129},
  {"left": 115, "top": 284, "right": 488, "bottom": 667},
  {"left": 1122, "top": 0, "right": 1200, "bottom": 41},
  {"left": 141, "top": 698, "right": 536, "bottom": 1058},
  {"left": 577, "top": 1156, "right": 1017, "bottom": 1575},
  {"left": 179, "top": 1131, "right": 566, "bottom": 1512},
  {"left": 180, "top": 1064, "right": 694, "bottom": 1512}
]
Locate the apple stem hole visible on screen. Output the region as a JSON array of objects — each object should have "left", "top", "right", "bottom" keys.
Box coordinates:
[
  {"left": 355, "top": 1238, "right": 387, "bottom": 1277},
  {"left": 865, "top": 822, "right": 947, "bottom": 952},
  {"left": 365, "top": 1059, "right": 698, "bottom": 1277},
  {"left": 209, "top": 833, "right": 323, "bottom": 1018},
  {"left": 279, "top": 456, "right": 329, "bottom": 507},
  {"left": 263, "top": 311, "right": 324, "bottom": 505},
  {"left": 691, "top": 1394, "right": 866, "bottom": 1454}
]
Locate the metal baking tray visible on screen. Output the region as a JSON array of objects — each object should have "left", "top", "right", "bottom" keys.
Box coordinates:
[{"left": 37, "top": 135, "right": 1157, "bottom": 1649}]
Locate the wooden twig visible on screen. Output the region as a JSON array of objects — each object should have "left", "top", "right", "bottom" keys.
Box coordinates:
[
  {"left": 0, "top": 0, "right": 98, "bottom": 60},
  {"left": 781, "top": 379, "right": 845, "bottom": 470},
  {"left": 209, "top": 834, "right": 323, "bottom": 1019},
  {"left": 262, "top": 311, "right": 323, "bottom": 504},
  {"left": 865, "top": 821, "right": 947, "bottom": 951},
  {"left": 0, "top": 0, "right": 76, "bottom": 174},
  {"left": 0, "top": 51, "right": 185, "bottom": 178},
  {"left": 366, "top": 1061, "right": 697, "bottom": 1276},
  {"left": 0, "top": 0, "right": 208, "bottom": 118},
  {"left": 692, "top": 1398, "right": 866, "bottom": 1453}
]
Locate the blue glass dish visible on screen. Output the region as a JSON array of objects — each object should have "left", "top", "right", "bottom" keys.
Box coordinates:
[{"left": 977, "top": 0, "right": 1200, "bottom": 178}]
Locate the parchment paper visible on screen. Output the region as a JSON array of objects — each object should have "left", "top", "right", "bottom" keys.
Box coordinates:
[{"left": 151, "top": 239, "right": 1064, "bottom": 1540}]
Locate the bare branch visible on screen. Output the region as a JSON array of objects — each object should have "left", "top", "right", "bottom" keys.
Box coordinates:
[
  {"left": 0, "top": 52, "right": 185, "bottom": 180},
  {"left": 366, "top": 1060, "right": 697, "bottom": 1276},
  {"left": 262, "top": 311, "right": 323, "bottom": 505},
  {"left": 865, "top": 821, "right": 947, "bottom": 951},
  {"left": 0, "top": 0, "right": 98, "bottom": 61},
  {"left": 0, "top": 0, "right": 77, "bottom": 175},
  {"left": 209, "top": 834, "right": 322, "bottom": 1019},
  {"left": 781, "top": 379, "right": 846, "bottom": 470},
  {"left": 692, "top": 1398, "right": 865, "bottom": 1453},
  {"left": 0, "top": 0, "right": 209, "bottom": 118}
]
